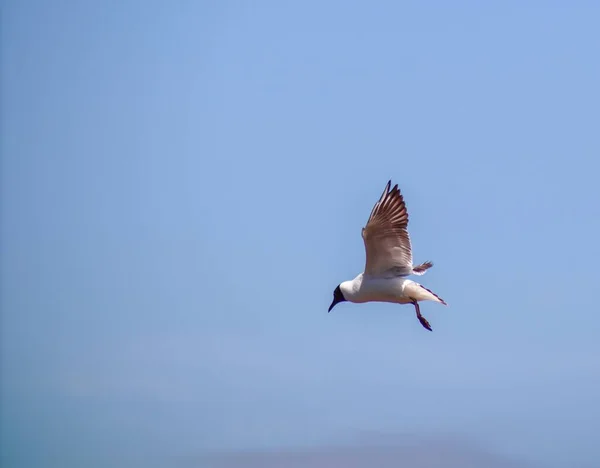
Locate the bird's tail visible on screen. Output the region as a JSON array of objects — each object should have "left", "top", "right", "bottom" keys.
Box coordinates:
[
  {"left": 412, "top": 261, "right": 433, "bottom": 275},
  {"left": 418, "top": 285, "right": 447, "bottom": 305}
]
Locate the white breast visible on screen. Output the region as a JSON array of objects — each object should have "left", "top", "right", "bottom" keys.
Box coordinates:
[{"left": 341, "top": 274, "right": 413, "bottom": 304}]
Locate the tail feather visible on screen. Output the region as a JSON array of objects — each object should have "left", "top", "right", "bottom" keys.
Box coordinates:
[
  {"left": 412, "top": 261, "right": 433, "bottom": 275},
  {"left": 419, "top": 285, "right": 447, "bottom": 305}
]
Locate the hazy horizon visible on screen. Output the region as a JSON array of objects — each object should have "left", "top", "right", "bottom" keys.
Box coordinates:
[{"left": 2, "top": 1, "right": 599, "bottom": 467}]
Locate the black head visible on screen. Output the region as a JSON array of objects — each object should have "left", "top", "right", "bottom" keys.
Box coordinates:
[{"left": 328, "top": 284, "right": 347, "bottom": 312}]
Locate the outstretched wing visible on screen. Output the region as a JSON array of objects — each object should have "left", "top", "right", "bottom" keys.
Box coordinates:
[{"left": 361, "top": 181, "right": 413, "bottom": 276}]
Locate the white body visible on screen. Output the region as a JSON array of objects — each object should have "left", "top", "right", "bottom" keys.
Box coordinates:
[{"left": 340, "top": 274, "right": 445, "bottom": 305}]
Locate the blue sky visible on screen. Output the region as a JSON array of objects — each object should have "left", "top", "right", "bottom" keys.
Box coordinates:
[{"left": 1, "top": 1, "right": 599, "bottom": 467}]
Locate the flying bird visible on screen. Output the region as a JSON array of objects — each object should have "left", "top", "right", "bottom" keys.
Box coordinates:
[{"left": 328, "top": 180, "right": 447, "bottom": 331}]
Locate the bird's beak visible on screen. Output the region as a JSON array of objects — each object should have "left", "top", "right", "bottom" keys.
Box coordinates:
[{"left": 328, "top": 298, "right": 338, "bottom": 313}]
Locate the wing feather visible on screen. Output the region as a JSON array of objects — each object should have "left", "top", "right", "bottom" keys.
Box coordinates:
[{"left": 361, "top": 180, "right": 413, "bottom": 276}]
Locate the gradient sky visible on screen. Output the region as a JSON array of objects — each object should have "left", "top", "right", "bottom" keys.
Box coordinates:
[{"left": 2, "top": 1, "right": 600, "bottom": 467}]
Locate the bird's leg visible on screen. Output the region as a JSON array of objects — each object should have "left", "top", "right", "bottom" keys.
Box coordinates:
[{"left": 412, "top": 300, "right": 432, "bottom": 331}]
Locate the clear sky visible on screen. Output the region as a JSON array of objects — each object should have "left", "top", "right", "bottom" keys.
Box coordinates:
[{"left": 2, "top": 1, "right": 599, "bottom": 467}]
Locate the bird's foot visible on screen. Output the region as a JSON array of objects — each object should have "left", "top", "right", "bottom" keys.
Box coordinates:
[
  {"left": 412, "top": 299, "right": 433, "bottom": 331},
  {"left": 417, "top": 314, "right": 433, "bottom": 331}
]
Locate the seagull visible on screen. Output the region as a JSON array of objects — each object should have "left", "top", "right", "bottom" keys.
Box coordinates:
[{"left": 328, "top": 180, "right": 447, "bottom": 331}]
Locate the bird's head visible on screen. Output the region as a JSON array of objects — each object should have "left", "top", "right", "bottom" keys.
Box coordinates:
[{"left": 328, "top": 284, "right": 347, "bottom": 312}]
